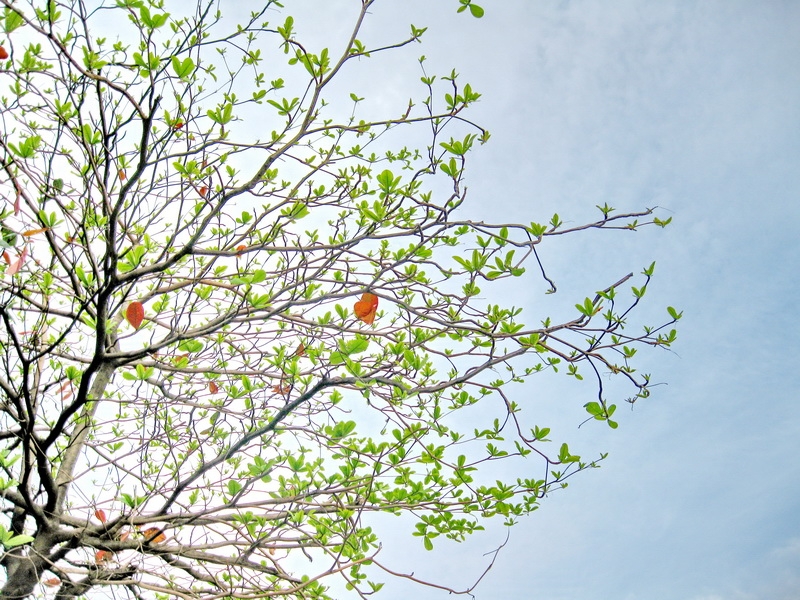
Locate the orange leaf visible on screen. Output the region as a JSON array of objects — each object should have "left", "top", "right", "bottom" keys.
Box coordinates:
[
  {"left": 0, "top": 46, "right": 8, "bottom": 60},
  {"left": 292, "top": 343, "right": 305, "bottom": 358},
  {"left": 173, "top": 121, "right": 183, "bottom": 130},
  {"left": 95, "top": 549, "right": 112, "bottom": 564},
  {"left": 199, "top": 186, "right": 208, "bottom": 197},
  {"left": 6, "top": 246, "right": 28, "bottom": 276},
  {"left": 94, "top": 509, "right": 107, "bottom": 524},
  {"left": 141, "top": 527, "right": 166, "bottom": 543},
  {"left": 208, "top": 381, "right": 219, "bottom": 394},
  {"left": 354, "top": 292, "right": 379, "bottom": 325},
  {"left": 22, "top": 227, "right": 48, "bottom": 237},
  {"left": 235, "top": 244, "right": 247, "bottom": 255},
  {"left": 118, "top": 168, "right": 127, "bottom": 181},
  {"left": 272, "top": 383, "right": 290, "bottom": 394},
  {"left": 42, "top": 578, "right": 61, "bottom": 587},
  {"left": 125, "top": 301, "right": 144, "bottom": 330},
  {"left": 118, "top": 530, "right": 130, "bottom": 542},
  {"left": 2, "top": 251, "right": 9, "bottom": 265}
]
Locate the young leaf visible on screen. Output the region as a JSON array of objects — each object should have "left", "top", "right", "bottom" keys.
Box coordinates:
[{"left": 667, "top": 306, "right": 683, "bottom": 320}]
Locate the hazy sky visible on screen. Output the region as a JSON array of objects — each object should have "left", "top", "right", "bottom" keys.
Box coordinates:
[
  {"left": 2, "top": 1, "right": 795, "bottom": 598},
  {"left": 223, "top": 1, "right": 799, "bottom": 598},
  {"left": 328, "top": 1, "right": 799, "bottom": 599}
]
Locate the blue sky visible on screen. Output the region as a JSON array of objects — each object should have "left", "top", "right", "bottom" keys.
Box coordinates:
[
  {"left": 221, "top": 1, "right": 798, "bottom": 598},
  {"left": 2, "top": 2, "right": 795, "bottom": 598},
  {"left": 341, "top": 1, "right": 800, "bottom": 599}
]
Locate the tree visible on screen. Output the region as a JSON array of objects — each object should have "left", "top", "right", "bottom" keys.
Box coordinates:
[{"left": 0, "top": 0, "right": 680, "bottom": 598}]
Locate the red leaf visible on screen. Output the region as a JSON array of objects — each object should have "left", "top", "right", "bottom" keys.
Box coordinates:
[
  {"left": 354, "top": 292, "right": 379, "bottom": 325},
  {"left": 199, "top": 186, "right": 208, "bottom": 197},
  {"left": 95, "top": 549, "right": 112, "bottom": 564},
  {"left": 0, "top": 46, "right": 8, "bottom": 60},
  {"left": 208, "top": 381, "right": 219, "bottom": 394},
  {"left": 6, "top": 246, "right": 28, "bottom": 276},
  {"left": 42, "top": 578, "right": 61, "bottom": 587},
  {"left": 173, "top": 121, "right": 183, "bottom": 130},
  {"left": 2, "top": 251, "right": 9, "bottom": 265},
  {"left": 272, "top": 382, "right": 290, "bottom": 394},
  {"left": 125, "top": 301, "right": 144, "bottom": 330},
  {"left": 94, "top": 509, "right": 107, "bottom": 524},
  {"left": 141, "top": 527, "right": 166, "bottom": 543},
  {"left": 60, "top": 380, "right": 74, "bottom": 402}
]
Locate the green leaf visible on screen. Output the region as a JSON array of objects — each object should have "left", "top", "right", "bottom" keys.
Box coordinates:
[
  {"left": 667, "top": 306, "right": 683, "bottom": 320},
  {"left": 171, "top": 55, "right": 195, "bottom": 80},
  {"left": 120, "top": 493, "right": 145, "bottom": 508},
  {"left": 330, "top": 420, "right": 357, "bottom": 439},
  {"left": 11, "top": 135, "right": 41, "bottom": 159},
  {"left": 227, "top": 480, "right": 243, "bottom": 496},
  {"left": 341, "top": 338, "right": 369, "bottom": 355},
  {"left": 4, "top": 534, "right": 34, "bottom": 548},
  {"left": 138, "top": 5, "right": 168, "bottom": 30},
  {"left": 3, "top": 8, "right": 25, "bottom": 33},
  {"left": 654, "top": 216, "right": 672, "bottom": 228},
  {"left": 575, "top": 297, "right": 596, "bottom": 317},
  {"left": 376, "top": 169, "right": 401, "bottom": 196},
  {"left": 178, "top": 339, "right": 204, "bottom": 353},
  {"left": 468, "top": 3, "right": 485, "bottom": 18},
  {"left": 584, "top": 402, "right": 603, "bottom": 416}
]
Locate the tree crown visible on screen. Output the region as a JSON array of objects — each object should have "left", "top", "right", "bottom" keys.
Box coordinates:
[{"left": 0, "top": 1, "right": 679, "bottom": 598}]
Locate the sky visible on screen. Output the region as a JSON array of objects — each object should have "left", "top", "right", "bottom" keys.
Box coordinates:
[
  {"left": 58, "top": 1, "right": 796, "bottom": 598},
  {"left": 318, "top": 1, "right": 800, "bottom": 599}
]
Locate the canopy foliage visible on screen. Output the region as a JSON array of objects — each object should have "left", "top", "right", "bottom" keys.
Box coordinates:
[{"left": 0, "top": 0, "right": 678, "bottom": 598}]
